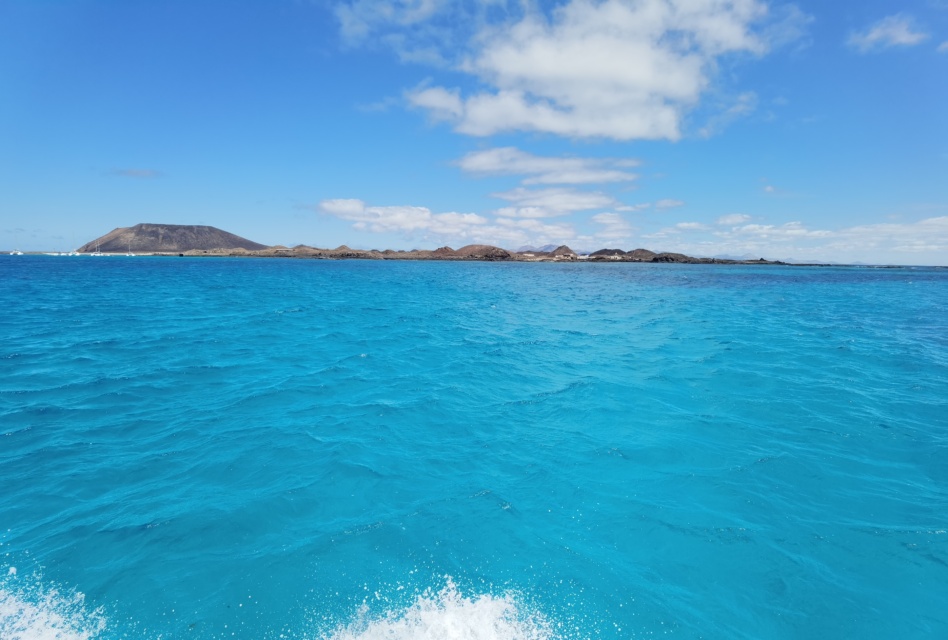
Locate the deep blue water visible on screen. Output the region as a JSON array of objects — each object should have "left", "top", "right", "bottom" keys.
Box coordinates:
[{"left": 1, "top": 255, "right": 946, "bottom": 639}]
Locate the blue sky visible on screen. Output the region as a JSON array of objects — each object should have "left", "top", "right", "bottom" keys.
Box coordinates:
[{"left": 1, "top": 0, "right": 946, "bottom": 264}]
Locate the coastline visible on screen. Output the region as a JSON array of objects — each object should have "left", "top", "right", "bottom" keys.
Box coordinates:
[
  {"left": 77, "top": 245, "right": 827, "bottom": 266},
  {"left": 3, "top": 248, "right": 876, "bottom": 268},
  {"left": 52, "top": 223, "right": 935, "bottom": 267},
  {"left": 14, "top": 249, "right": 942, "bottom": 268}
]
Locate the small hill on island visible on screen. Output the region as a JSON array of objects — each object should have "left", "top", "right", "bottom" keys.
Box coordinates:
[
  {"left": 627, "top": 248, "right": 657, "bottom": 261},
  {"left": 79, "top": 223, "right": 268, "bottom": 253},
  {"left": 455, "top": 244, "right": 511, "bottom": 260},
  {"left": 549, "top": 245, "right": 577, "bottom": 257}
]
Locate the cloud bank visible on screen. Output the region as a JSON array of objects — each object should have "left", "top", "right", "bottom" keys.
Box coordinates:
[
  {"left": 646, "top": 216, "right": 948, "bottom": 263},
  {"left": 319, "top": 196, "right": 948, "bottom": 264},
  {"left": 457, "top": 147, "right": 639, "bottom": 185},
  {"left": 317, "top": 198, "right": 580, "bottom": 248},
  {"left": 318, "top": 198, "right": 487, "bottom": 235},
  {"left": 406, "top": 0, "right": 792, "bottom": 140},
  {"left": 335, "top": 0, "right": 808, "bottom": 140}
]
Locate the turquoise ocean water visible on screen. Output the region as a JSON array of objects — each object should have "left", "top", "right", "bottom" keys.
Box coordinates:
[{"left": 1, "top": 256, "right": 946, "bottom": 639}]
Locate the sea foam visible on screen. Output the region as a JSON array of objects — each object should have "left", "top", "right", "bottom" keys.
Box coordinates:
[
  {"left": 1, "top": 572, "right": 554, "bottom": 640},
  {"left": 323, "top": 579, "right": 554, "bottom": 640},
  {"left": 0, "top": 571, "right": 106, "bottom": 640}
]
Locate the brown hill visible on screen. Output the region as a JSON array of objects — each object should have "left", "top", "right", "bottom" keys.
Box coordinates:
[
  {"left": 454, "top": 244, "right": 512, "bottom": 260},
  {"left": 651, "top": 252, "right": 696, "bottom": 263},
  {"left": 550, "top": 245, "right": 577, "bottom": 258},
  {"left": 627, "top": 248, "right": 657, "bottom": 261},
  {"left": 78, "top": 223, "right": 267, "bottom": 253}
]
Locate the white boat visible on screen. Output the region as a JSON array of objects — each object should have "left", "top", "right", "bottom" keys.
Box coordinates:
[{"left": 10, "top": 232, "right": 23, "bottom": 254}]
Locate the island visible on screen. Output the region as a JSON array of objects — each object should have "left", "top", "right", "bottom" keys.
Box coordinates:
[{"left": 76, "top": 223, "right": 797, "bottom": 265}]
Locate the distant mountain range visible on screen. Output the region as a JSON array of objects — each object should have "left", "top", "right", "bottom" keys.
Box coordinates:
[{"left": 516, "top": 244, "right": 559, "bottom": 253}]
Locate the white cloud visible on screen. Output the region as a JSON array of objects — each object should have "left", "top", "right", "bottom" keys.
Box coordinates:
[
  {"left": 727, "top": 221, "right": 833, "bottom": 239},
  {"left": 405, "top": 0, "right": 799, "bottom": 140},
  {"left": 491, "top": 187, "right": 619, "bottom": 217},
  {"left": 318, "top": 197, "right": 578, "bottom": 248},
  {"left": 938, "top": 41, "right": 948, "bottom": 53},
  {"left": 591, "top": 212, "right": 635, "bottom": 242},
  {"left": 409, "top": 85, "right": 464, "bottom": 120},
  {"left": 457, "top": 147, "right": 639, "bottom": 185},
  {"left": 616, "top": 203, "right": 653, "bottom": 212},
  {"left": 848, "top": 14, "right": 929, "bottom": 52},
  {"left": 591, "top": 212, "right": 626, "bottom": 225},
  {"left": 487, "top": 217, "right": 581, "bottom": 249},
  {"left": 318, "top": 198, "right": 487, "bottom": 235},
  {"left": 717, "top": 213, "right": 752, "bottom": 225},
  {"left": 831, "top": 216, "right": 948, "bottom": 253},
  {"left": 494, "top": 217, "right": 575, "bottom": 236},
  {"left": 488, "top": 217, "right": 580, "bottom": 247},
  {"left": 335, "top": 0, "right": 447, "bottom": 44},
  {"left": 319, "top": 198, "right": 365, "bottom": 218},
  {"left": 639, "top": 216, "right": 948, "bottom": 264},
  {"left": 655, "top": 198, "right": 685, "bottom": 210},
  {"left": 676, "top": 221, "right": 708, "bottom": 230},
  {"left": 492, "top": 207, "right": 556, "bottom": 219}
]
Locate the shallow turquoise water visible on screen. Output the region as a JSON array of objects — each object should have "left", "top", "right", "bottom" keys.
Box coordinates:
[{"left": 1, "top": 256, "right": 947, "bottom": 639}]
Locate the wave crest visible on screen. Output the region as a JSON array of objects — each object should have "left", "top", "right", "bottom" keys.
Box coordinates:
[
  {"left": 323, "top": 578, "right": 554, "bottom": 640},
  {"left": 0, "top": 570, "right": 106, "bottom": 640}
]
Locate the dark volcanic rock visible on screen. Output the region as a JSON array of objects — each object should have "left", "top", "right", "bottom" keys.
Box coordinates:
[
  {"left": 589, "top": 248, "right": 626, "bottom": 257},
  {"left": 333, "top": 249, "right": 381, "bottom": 259},
  {"left": 454, "top": 244, "right": 512, "bottom": 260},
  {"left": 79, "top": 223, "right": 267, "bottom": 253},
  {"left": 651, "top": 252, "right": 697, "bottom": 263},
  {"left": 627, "top": 248, "right": 656, "bottom": 261}
]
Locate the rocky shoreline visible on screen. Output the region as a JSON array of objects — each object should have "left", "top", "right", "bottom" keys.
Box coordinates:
[{"left": 165, "top": 243, "right": 804, "bottom": 265}]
